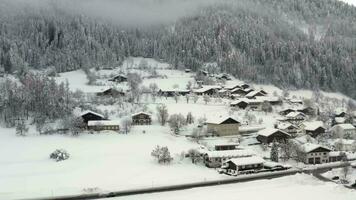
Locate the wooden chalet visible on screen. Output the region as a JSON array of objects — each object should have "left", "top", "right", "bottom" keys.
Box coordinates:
[
  {"left": 256, "top": 128, "right": 291, "bottom": 144},
  {"left": 279, "top": 108, "right": 296, "bottom": 116},
  {"left": 194, "top": 86, "right": 221, "bottom": 96},
  {"left": 240, "top": 83, "right": 250, "bottom": 89},
  {"left": 301, "top": 143, "right": 331, "bottom": 164},
  {"left": 222, "top": 156, "right": 264, "bottom": 173},
  {"left": 206, "top": 116, "right": 240, "bottom": 136},
  {"left": 109, "top": 74, "right": 127, "bottom": 83},
  {"left": 203, "top": 149, "right": 255, "bottom": 168},
  {"left": 80, "top": 110, "right": 106, "bottom": 124},
  {"left": 301, "top": 121, "right": 325, "bottom": 138},
  {"left": 132, "top": 112, "right": 152, "bottom": 125},
  {"left": 276, "top": 123, "right": 299, "bottom": 137},
  {"left": 297, "top": 107, "right": 315, "bottom": 116},
  {"left": 230, "top": 88, "right": 248, "bottom": 96},
  {"left": 245, "top": 90, "right": 266, "bottom": 99}
]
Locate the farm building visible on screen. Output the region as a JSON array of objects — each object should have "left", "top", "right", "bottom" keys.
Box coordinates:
[
  {"left": 108, "top": 74, "right": 127, "bottom": 83},
  {"left": 132, "top": 112, "right": 152, "bottom": 125},
  {"left": 222, "top": 156, "right": 264, "bottom": 172},
  {"left": 300, "top": 143, "right": 331, "bottom": 164},
  {"left": 276, "top": 123, "right": 299, "bottom": 137},
  {"left": 80, "top": 110, "right": 106, "bottom": 124},
  {"left": 206, "top": 116, "right": 241, "bottom": 136},
  {"left": 203, "top": 149, "right": 255, "bottom": 168},
  {"left": 194, "top": 86, "right": 221, "bottom": 96},
  {"left": 301, "top": 121, "right": 325, "bottom": 138},
  {"left": 96, "top": 88, "right": 125, "bottom": 97},
  {"left": 256, "top": 128, "right": 291, "bottom": 144},
  {"left": 87, "top": 120, "right": 120, "bottom": 131}
]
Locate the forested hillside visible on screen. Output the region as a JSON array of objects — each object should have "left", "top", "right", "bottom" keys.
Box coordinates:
[{"left": 0, "top": 0, "right": 356, "bottom": 98}]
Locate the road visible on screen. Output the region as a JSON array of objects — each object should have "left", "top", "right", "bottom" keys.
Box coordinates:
[{"left": 25, "top": 161, "right": 352, "bottom": 200}]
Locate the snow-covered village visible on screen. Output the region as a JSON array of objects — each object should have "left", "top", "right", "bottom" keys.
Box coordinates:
[{"left": 1, "top": 0, "right": 356, "bottom": 200}]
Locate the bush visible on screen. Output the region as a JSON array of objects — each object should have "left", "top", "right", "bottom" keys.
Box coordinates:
[
  {"left": 50, "top": 149, "right": 70, "bottom": 162},
  {"left": 151, "top": 145, "right": 173, "bottom": 164}
]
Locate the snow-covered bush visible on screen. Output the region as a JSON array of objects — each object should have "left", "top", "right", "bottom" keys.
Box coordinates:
[
  {"left": 50, "top": 149, "right": 70, "bottom": 162},
  {"left": 151, "top": 145, "right": 173, "bottom": 164}
]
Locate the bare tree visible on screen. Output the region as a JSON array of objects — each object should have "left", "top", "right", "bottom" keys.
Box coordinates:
[
  {"left": 168, "top": 114, "right": 186, "bottom": 134},
  {"left": 121, "top": 116, "right": 132, "bottom": 134},
  {"left": 156, "top": 104, "right": 169, "bottom": 126}
]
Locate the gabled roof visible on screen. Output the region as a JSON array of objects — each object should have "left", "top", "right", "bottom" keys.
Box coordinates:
[
  {"left": 206, "top": 116, "right": 240, "bottom": 125},
  {"left": 194, "top": 85, "right": 221, "bottom": 93},
  {"left": 286, "top": 111, "right": 306, "bottom": 118},
  {"left": 245, "top": 90, "right": 265, "bottom": 98},
  {"left": 335, "top": 117, "right": 346, "bottom": 124},
  {"left": 204, "top": 149, "right": 254, "bottom": 158},
  {"left": 132, "top": 112, "right": 151, "bottom": 117},
  {"left": 224, "top": 83, "right": 241, "bottom": 90},
  {"left": 278, "top": 123, "right": 298, "bottom": 130},
  {"left": 301, "top": 143, "right": 331, "bottom": 153},
  {"left": 257, "top": 128, "right": 290, "bottom": 137},
  {"left": 333, "top": 123, "right": 355, "bottom": 130},
  {"left": 302, "top": 121, "right": 325, "bottom": 131},
  {"left": 226, "top": 156, "right": 265, "bottom": 166},
  {"left": 334, "top": 107, "right": 347, "bottom": 116},
  {"left": 80, "top": 110, "right": 105, "bottom": 119}
]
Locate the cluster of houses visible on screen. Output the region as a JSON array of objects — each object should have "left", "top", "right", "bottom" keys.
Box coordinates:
[{"left": 79, "top": 110, "right": 152, "bottom": 132}]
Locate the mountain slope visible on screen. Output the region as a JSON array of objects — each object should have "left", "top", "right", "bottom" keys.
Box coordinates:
[{"left": 0, "top": 0, "right": 355, "bottom": 98}]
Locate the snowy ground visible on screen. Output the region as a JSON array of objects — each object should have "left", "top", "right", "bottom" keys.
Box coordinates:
[
  {"left": 108, "top": 174, "right": 356, "bottom": 200},
  {"left": 1, "top": 57, "right": 356, "bottom": 199}
]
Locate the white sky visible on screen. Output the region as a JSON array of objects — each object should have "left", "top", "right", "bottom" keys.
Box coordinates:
[{"left": 340, "top": 0, "right": 356, "bottom": 6}]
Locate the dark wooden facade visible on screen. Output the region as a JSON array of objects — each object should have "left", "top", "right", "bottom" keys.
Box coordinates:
[
  {"left": 257, "top": 130, "right": 290, "bottom": 144},
  {"left": 132, "top": 113, "right": 152, "bottom": 125},
  {"left": 97, "top": 88, "right": 125, "bottom": 97},
  {"left": 306, "top": 127, "right": 326, "bottom": 138},
  {"left": 81, "top": 112, "right": 105, "bottom": 124},
  {"left": 109, "top": 75, "right": 127, "bottom": 83}
]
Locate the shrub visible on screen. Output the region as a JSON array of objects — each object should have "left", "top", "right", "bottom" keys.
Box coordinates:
[{"left": 50, "top": 149, "right": 70, "bottom": 162}]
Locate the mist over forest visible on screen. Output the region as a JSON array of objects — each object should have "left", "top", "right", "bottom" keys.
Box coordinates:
[{"left": 1, "top": 0, "right": 356, "bottom": 98}]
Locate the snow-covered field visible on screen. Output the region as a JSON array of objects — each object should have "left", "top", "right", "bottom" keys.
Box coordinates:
[
  {"left": 109, "top": 174, "right": 356, "bottom": 200},
  {"left": 1, "top": 57, "right": 356, "bottom": 199}
]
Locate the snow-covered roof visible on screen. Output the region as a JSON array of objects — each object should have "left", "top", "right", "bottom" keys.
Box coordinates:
[
  {"left": 88, "top": 120, "right": 121, "bottom": 126},
  {"left": 246, "top": 90, "right": 264, "bottom": 98},
  {"left": 302, "top": 121, "right": 324, "bottom": 131},
  {"left": 201, "top": 139, "right": 239, "bottom": 149},
  {"left": 194, "top": 85, "right": 221, "bottom": 93},
  {"left": 333, "top": 123, "right": 355, "bottom": 130},
  {"left": 206, "top": 116, "right": 240, "bottom": 124},
  {"left": 80, "top": 110, "right": 105, "bottom": 119},
  {"left": 224, "top": 83, "right": 241, "bottom": 90},
  {"left": 255, "top": 96, "right": 280, "bottom": 102},
  {"left": 257, "top": 128, "right": 290, "bottom": 137},
  {"left": 226, "top": 156, "right": 265, "bottom": 166},
  {"left": 205, "top": 149, "right": 255, "bottom": 158},
  {"left": 131, "top": 112, "right": 151, "bottom": 117},
  {"left": 277, "top": 123, "right": 298, "bottom": 130},
  {"left": 286, "top": 111, "right": 306, "bottom": 118},
  {"left": 301, "top": 143, "right": 331, "bottom": 153}
]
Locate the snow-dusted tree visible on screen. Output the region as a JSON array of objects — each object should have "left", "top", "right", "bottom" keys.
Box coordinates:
[
  {"left": 151, "top": 145, "right": 173, "bottom": 164},
  {"left": 261, "top": 101, "right": 272, "bottom": 113},
  {"left": 185, "top": 94, "right": 190, "bottom": 103},
  {"left": 156, "top": 104, "right": 169, "bottom": 126},
  {"left": 168, "top": 114, "right": 186, "bottom": 134},
  {"left": 192, "top": 93, "right": 199, "bottom": 103},
  {"left": 121, "top": 116, "right": 132, "bottom": 134},
  {"left": 173, "top": 92, "right": 180, "bottom": 103},
  {"left": 279, "top": 140, "right": 291, "bottom": 161},
  {"left": 186, "top": 112, "right": 194, "bottom": 124},
  {"left": 270, "top": 140, "right": 279, "bottom": 162},
  {"left": 50, "top": 149, "right": 70, "bottom": 162},
  {"left": 187, "top": 149, "right": 202, "bottom": 164},
  {"left": 16, "top": 119, "right": 28, "bottom": 136},
  {"left": 203, "top": 95, "right": 211, "bottom": 105}
]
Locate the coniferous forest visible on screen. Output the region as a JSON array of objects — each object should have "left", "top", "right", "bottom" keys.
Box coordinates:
[{"left": 0, "top": 0, "right": 356, "bottom": 97}]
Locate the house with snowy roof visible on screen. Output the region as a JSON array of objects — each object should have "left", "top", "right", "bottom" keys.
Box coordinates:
[
  {"left": 194, "top": 85, "right": 221, "bottom": 96},
  {"left": 108, "top": 74, "right": 127, "bottom": 83},
  {"left": 96, "top": 88, "right": 125, "bottom": 97},
  {"left": 222, "top": 156, "right": 264, "bottom": 173},
  {"left": 80, "top": 110, "right": 106, "bottom": 124},
  {"left": 132, "top": 112, "right": 152, "bottom": 125},
  {"left": 206, "top": 116, "right": 241, "bottom": 136},
  {"left": 202, "top": 149, "right": 255, "bottom": 168},
  {"left": 300, "top": 143, "right": 331, "bottom": 164},
  {"left": 334, "top": 108, "right": 347, "bottom": 118},
  {"left": 276, "top": 123, "right": 299, "bottom": 137},
  {"left": 224, "top": 83, "right": 241, "bottom": 91},
  {"left": 279, "top": 108, "right": 296, "bottom": 116},
  {"left": 256, "top": 128, "right": 291, "bottom": 144},
  {"left": 331, "top": 123, "right": 356, "bottom": 136},
  {"left": 245, "top": 90, "right": 266, "bottom": 99},
  {"left": 200, "top": 138, "right": 239, "bottom": 151},
  {"left": 301, "top": 121, "right": 325, "bottom": 138}
]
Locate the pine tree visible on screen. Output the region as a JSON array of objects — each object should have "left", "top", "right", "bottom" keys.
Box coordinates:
[{"left": 270, "top": 140, "right": 279, "bottom": 162}]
